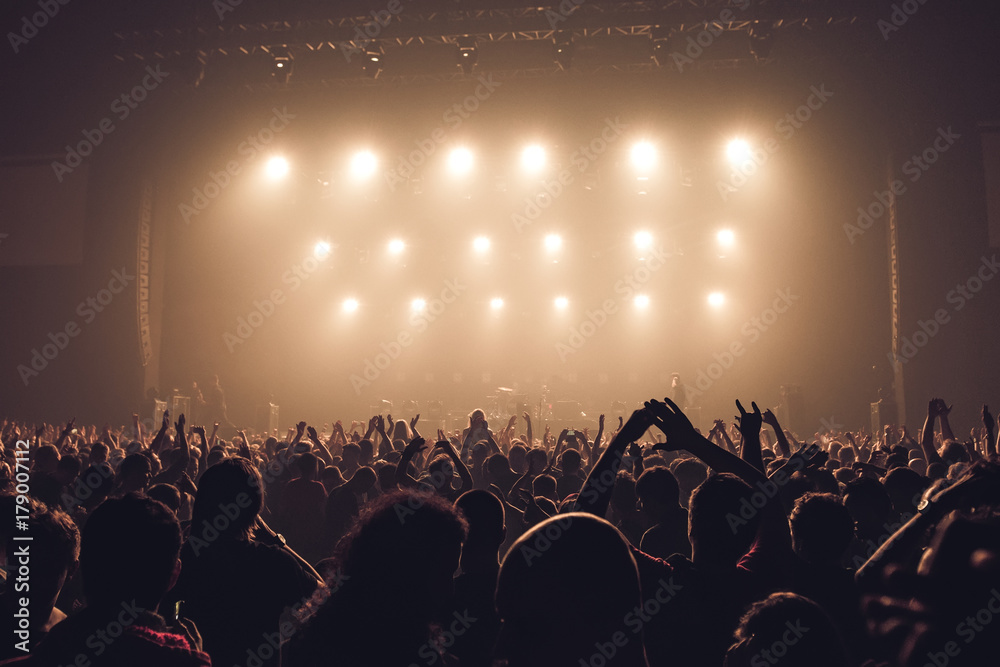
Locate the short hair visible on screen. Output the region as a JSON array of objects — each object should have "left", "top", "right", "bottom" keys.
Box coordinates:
[
  {"left": 34, "top": 444, "right": 60, "bottom": 468},
  {"left": 147, "top": 483, "right": 182, "bottom": 512},
  {"left": 56, "top": 455, "right": 82, "bottom": 476},
  {"left": 635, "top": 467, "right": 681, "bottom": 507},
  {"left": 688, "top": 473, "right": 758, "bottom": 560},
  {"left": 790, "top": 493, "right": 854, "bottom": 563},
  {"left": 532, "top": 474, "right": 557, "bottom": 499},
  {"left": 191, "top": 457, "right": 263, "bottom": 541},
  {"left": 455, "top": 489, "right": 505, "bottom": 549},
  {"left": 80, "top": 494, "right": 181, "bottom": 606},
  {"left": 560, "top": 448, "right": 581, "bottom": 470},
  {"left": 120, "top": 452, "right": 151, "bottom": 477},
  {"left": 295, "top": 452, "right": 320, "bottom": 478}
]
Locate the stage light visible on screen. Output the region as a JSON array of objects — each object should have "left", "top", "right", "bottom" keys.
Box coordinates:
[
  {"left": 342, "top": 298, "right": 359, "bottom": 313},
  {"left": 634, "top": 294, "right": 650, "bottom": 309},
  {"left": 456, "top": 36, "right": 478, "bottom": 75},
  {"left": 473, "top": 236, "right": 491, "bottom": 252},
  {"left": 544, "top": 234, "right": 563, "bottom": 252},
  {"left": 630, "top": 141, "right": 657, "bottom": 171},
  {"left": 554, "top": 34, "right": 575, "bottom": 70},
  {"left": 411, "top": 298, "right": 426, "bottom": 311},
  {"left": 521, "top": 145, "right": 547, "bottom": 172},
  {"left": 265, "top": 156, "right": 290, "bottom": 180},
  {"left": 271, "top": 46, "right": 293, "bottom": 83},
  {"left": 490, "top": 297, "right": 504, "bottom": 310},
  {"left": 726, "top": 139, "right": 754, "bottom": 166},
  {"left": 350, "top": 151, "right": 378, "bottom": 179},
  {"left": 554, "top": 296, "right": 569, "bottom": 310},
  {"left": 708, "top": 292, "right": 726, "bottom": 308},
  {"left": 388, "top": 238, "right": 405, "bottom": 254},
  {"left": 313, "top": 241, "right": 332, "bottom": 259},
  {"left": 634, "top": 230, "right": 653, "bottom": 250},
  {"left": 717, "top": 229, "right": 736, "bottom": 247},
  {"left": 363, "top": 46, "right": 383, "bottom": 78},
  {"left": 448, "top": 147, "right": 474, "bottom": 174}
]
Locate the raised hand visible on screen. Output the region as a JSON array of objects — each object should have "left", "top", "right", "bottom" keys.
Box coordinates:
[
  {"left": 410, "top": 414, "right": 420, "bottom": 430},
  {"left": 598, "top": 414, "right": 605, "bottom": 429},
  {"left": 307, "top": 425, "right": 320, "bottom": 442},
  {"left": 761, "top": 409, "right": 779, "bottom": 428},
  {"left": 403, "top": 436, "right": 428, "bottom": 457},
  {"left": 523, "top": 411, "right": 531, "bottom": 423},
  {"left": 645, "top": 398, "right": 697, "bottom": 451},
  {"left": 982, "top": 405, "right": 995, "bottom": 430},
  {"left": 734, "top": 400, "right": 763, "bottom": 440},
  {"left": 617, "top": 408, "right": 654, "bottom": 444},
  {"left": 507, "top": 415, "right": 518, "bottom": 430},
  {"left": 627, "top": 441, "right": 643, "bottom": 458},
  {"left": 237, "top": 430, "right": 252, "bottom": 460}
]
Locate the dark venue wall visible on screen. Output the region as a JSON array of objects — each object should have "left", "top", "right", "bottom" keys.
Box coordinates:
[{"left": 1, "top": 0, "right": 998, "bottom": 435}]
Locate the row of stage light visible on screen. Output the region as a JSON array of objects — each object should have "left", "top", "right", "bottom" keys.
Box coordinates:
[
  {"left": 313, "top": 229, "right": 736, "bottom": 258},
  {"left": 261, "top": 138, "right": 759, "bottom": 181},
  {"left": 334, "top": 291, "right": 728, "bottom": 314}
]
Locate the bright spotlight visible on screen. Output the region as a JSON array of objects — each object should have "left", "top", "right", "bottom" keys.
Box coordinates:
[
  {"left": 544, "top": 234, "right": 563, "bottom": 252},
  {"left": 708, "top": 292, "right": 726, "bottom": 308},
  {"left": 473, "top": 236, "right": 491, "bottom": 252},
  {"left": 265, "top": 156, "right": 290, "bottom": 180},
  {"left": 634, "top": 294, "right": 650, "bottom": 309},
  {"left": 448, "top": 147, "right": 474, "bottom": 174},
  {"left": 342, "top": 298, "right": 359, "bottom": 313},
  {"left": 490, "top": 297, "right": 504, "bottom": 310},
  {"left": 717, "top": 229, "right": 736, "bottom": 247},
  {"left": 313, "top": 241, "right": 332, "bottom": 259},
  {"left": 554, "top": 296, "right": 569, "bottom": 310},
  {"left": 521, "top": 145, "right": 547, "bottom": 172},
  {"left": 630, "top": 141, "right": 657, "bottom": 171},
  {"left": 634, "top": 230, "right": 653, "bottom": 250},
  {"left": 350, "top": 151, "right": 378, "bottom": 179},
  {"left": 411, "top": 298, "right": 427, "bottom": 311},
  {"left": 388, "top": 239, "right": 405, "bottom": 255},
  {"left": 726, "top": 139, "right": 754, "bottom": 166}
]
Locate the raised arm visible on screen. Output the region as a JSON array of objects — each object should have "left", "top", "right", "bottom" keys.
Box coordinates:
[
  {"left": 736, "top": 400, "right": 765, "bottom": 473},
  {"left": 394, "top": 437, "right": 428, "bottom": 489},
  {"left": 920, "top": 399, "right": 943, "bottom": 464},
  {"left": 646, "top": 399, "right": 768, "bottom": 486},
  {"left": 856, "top": 464, "right": 1000, "bottom": 587},
  {"left": 574, "top": 410, "right": 652, "bottom": 518},
  {"left": 150, "top": 410, "right": 170, "bottom": 455},
  {"left": 440, "top": 439, "right": 473, "bottom": 495},
  {"left": 719, "top": 419, "right": 739, "bottom": 455},
  {"left": 983, "top": 405, "right": 998, "bottom": 458},
  {"left": 523, "top": 412, "right": 534, "bottom": 449},
  {"left": 307, "top": 426, "right": 334, "bottom": 465},
  {"left": 591, "top": 414, "right": 605, "bottom": 462},
  {"left": 762, "top": 409, "right": 791, "bottom": 458},
  {"left": 54, "top": 418, "right": 76, "bottom": 451},
  {"left": 936, "top": 399, "right": 955, "bottom": 442}
]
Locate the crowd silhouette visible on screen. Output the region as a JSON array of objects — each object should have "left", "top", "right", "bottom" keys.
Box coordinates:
[{"left": 2, "top": 395, "right": 1000, "bottom": 666}]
